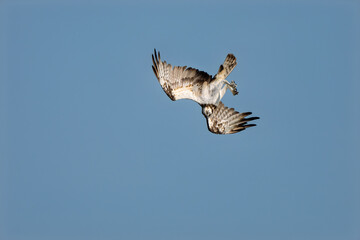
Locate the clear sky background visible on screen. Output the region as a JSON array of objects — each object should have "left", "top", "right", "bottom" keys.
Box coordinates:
[{"left": 0, "top": 0, "right": 359, "bottom": 240}]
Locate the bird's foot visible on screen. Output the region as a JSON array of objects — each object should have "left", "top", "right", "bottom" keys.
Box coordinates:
[{"left": 229, "top": 81, "right": 238, "bottom": 95}]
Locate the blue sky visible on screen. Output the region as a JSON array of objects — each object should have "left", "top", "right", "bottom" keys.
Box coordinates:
[{"left": 0, "top": 0, "right": 359, "bottom": 239}]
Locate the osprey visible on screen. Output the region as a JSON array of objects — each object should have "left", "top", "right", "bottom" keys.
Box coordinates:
[{"left": 152, "top": 49, "right": 259, "bottom": 134}]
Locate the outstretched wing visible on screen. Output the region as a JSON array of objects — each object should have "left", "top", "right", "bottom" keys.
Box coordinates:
[
  {"left": 214, "top": 53, "right": 237, "bottom": 80},
  {"left": 152, "top": 49, "right": 212, "bottom": 102},
  {"left": 205, "top": 102, "right": 259, "bottom": 134}
]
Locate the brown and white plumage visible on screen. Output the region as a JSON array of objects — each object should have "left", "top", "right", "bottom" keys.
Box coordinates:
[
  {"left": 203, "top": 102, "right": 259, "bottom": 134},
  {"left": 214, "top": 53, "right": 237, "bottom": 81},
  {"left": 152, "top": 49, "right": 259, "bottom": 134},
  {"left": 152, "top": 50, "right": 213, "bottom": 103}
]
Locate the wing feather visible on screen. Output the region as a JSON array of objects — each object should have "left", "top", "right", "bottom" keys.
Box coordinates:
[
  {"left": 152, "top": 49, "right": 212, "bottom": 102},
  {"left": 205, "top": 102, "right": 259, "bottom": 134}
]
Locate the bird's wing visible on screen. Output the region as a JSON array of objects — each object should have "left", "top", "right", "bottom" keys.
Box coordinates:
[
  {"left": 214, "top": 53, "right": 237, "bottom": 80},
  {"left": 205, "top": 102, "right": 259, "bottom": 134},
  {"left": 152, "top": 49, "right": 212, "bottom": 102}
]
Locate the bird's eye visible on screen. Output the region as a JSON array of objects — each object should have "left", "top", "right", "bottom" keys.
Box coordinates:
[{"left": 203, "top": 107, "right": 211, "bottom": 116}]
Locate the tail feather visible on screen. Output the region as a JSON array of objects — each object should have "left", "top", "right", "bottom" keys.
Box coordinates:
[{"left": 215, "top": 54, "right": 237, "bottom": 80}]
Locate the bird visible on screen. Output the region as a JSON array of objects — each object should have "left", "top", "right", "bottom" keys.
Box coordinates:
[{"left": 152, "top": 49, "right": 259, "bottom": 134}]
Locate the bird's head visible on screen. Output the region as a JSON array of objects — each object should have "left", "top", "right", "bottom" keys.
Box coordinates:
[{"left": 202, "top": 105, "right": 215, "bottom": 117}]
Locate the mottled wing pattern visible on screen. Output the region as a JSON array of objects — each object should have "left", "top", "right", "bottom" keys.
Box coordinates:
[
  {"left": 205, "top": 102, "right": 259, "bottom": 134},
  {"left": 214, "top": 54, "right": 237, "bottom": 80},
  {"left": 152, "top": 49, "right": 212, "bottom": 101}
]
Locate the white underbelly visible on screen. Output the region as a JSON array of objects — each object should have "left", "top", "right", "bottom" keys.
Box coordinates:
[{"left": 173, "top": 82, "right": 218, "bottom": 105}]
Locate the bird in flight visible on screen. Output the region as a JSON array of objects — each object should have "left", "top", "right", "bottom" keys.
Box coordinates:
[{"left": 152, "top": 49, "right": 259, "bottom": 134}]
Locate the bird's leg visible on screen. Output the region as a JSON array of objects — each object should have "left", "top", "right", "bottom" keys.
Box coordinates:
[
  {"left": 214, "top": 80, "right": 239, "bottom": 104},
  {"left": 223, "top": 80, "right": 238, "bottom": 96},
  {"left": 216, "top": 81, "right": 237, "bottom": 104}
]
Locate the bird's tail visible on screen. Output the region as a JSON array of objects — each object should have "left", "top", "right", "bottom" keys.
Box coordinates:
[{"left": 214, "top": 54, "right": 237, "bottom": 80}]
